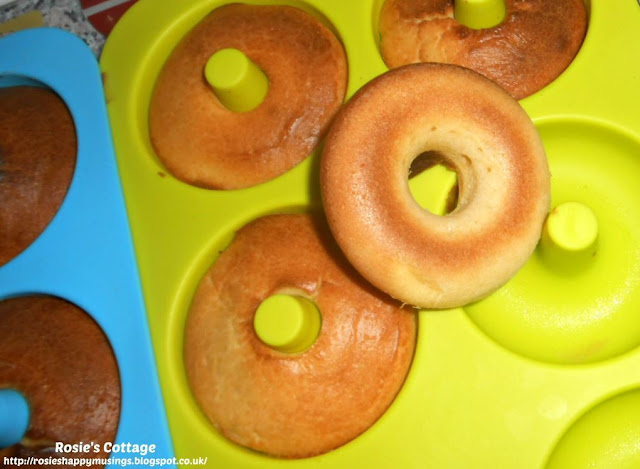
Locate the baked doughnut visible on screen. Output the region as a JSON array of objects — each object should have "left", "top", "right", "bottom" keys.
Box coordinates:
[
  {"left": 184, "top": 213, "right": 416, "bottom": 458},
  {"left": 379, "top": 0, "right": 587, "bottom": 99},
  {"left": 321, "top": 63, "right": 550, "bottom": 309},
  {"left": 0, "top": 86, "right": 76, "bottom": 266},
  {"left": 0, "top": 296, "right": 120, "bottom": 466},
  {"left": 149, "top": 4, "right": 347, "bottom": 189}
]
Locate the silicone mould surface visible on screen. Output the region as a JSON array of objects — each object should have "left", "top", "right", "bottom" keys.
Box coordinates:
[
  {"left": 101, "top": 0, "right": 640, "bottom": 467},
  {"left": 0, "top": 28, "right": 175, "bottom": 468}
]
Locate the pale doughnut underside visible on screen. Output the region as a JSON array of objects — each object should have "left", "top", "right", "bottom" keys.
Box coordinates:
[{"left": 321, "top": 63, "right": 550, "bottom": 309}]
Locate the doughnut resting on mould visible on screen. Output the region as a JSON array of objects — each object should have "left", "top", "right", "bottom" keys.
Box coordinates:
[
  {"left": 0, "top": 296, "right": 120, "bottom": 467},
  {"left": 0, "top": 86, "right": 76, "bottom": 267},
  {"left": 379, "top": 0, "right": 588, "bottom": 99},
  {"left": 321, "top": 63, "right": 550, "bottom": 309},
  {"left": 184, "top": 213, "right": 416, "bottom": 458},
  {"left": 149, "top": 3, "right": 347, "bottom": 189}
]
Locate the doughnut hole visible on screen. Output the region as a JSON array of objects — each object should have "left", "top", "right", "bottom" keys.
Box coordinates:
[
  {"left": 0, "top": 82, "right": 77, "bottom": 266},
  {"left": 372, "top": 0, "right": 509, "bottom": 38},
  {"left": 204, "top": 48, "right": 269, "bottom": 113},
  {"left": 253, "top": 291, "right": 322, "bottom": 354},
  {"left": 408, "top": 150, "right": 459, "bottom": 216},
  {"left": 545, "top": 389, "right": 640, "bottom": 469},
  {"left": 0, "top": 389, "right": 29, "bottom": 450},
  {"left": 453, "top": 0, "right": 506, "bottom": 30}
]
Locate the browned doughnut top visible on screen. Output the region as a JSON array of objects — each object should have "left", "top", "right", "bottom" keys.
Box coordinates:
[
  {"left": 0, "top": 87, "right": 77, "bottom": 266},
  {"left": 379, "top": 0, "right": 587, "bottom": 99},
  {"left": 149, "top": 4, "right": 347, "bottom": 189},
  {"left": 0, "top": 296, "right": 120, "bottom": 467},
  {"left": 321, "top": 63, "right": 550, "bottom": 309},
  {"left": 184, "top": 213, "right": 416, "bottom": 458}
]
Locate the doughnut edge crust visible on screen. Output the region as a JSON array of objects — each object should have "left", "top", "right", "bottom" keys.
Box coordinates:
[
  {"left": 184, "top": 213, "right": 417, "bottom": 458},
  {"left": 149, "top": 4, "right": 348, "bottom": 190},
  {"left": 379, "top": 0, "right": 588, "bottom": 99},
  {"left": 321, "top": 63, "right": 550, "bottom": 309}
]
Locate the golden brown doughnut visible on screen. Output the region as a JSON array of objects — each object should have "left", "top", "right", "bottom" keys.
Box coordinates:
[
  {"left": 321, "top": 63, "right": 550, "bottom": 309},
  {"left": 379, "top": 0, "right": 587, "bottom": 99},
  {"left": 149, "top": 4, "right": 347, "bottom": 189},
  {"left": 184, "top": 213, "right": 416, "bottom": 458},
  {"left": 0, "top": 296, "right": 120, "bottom": 466},
  {"left": 0, "top": 87, "right": 77, "bottom": 266}
]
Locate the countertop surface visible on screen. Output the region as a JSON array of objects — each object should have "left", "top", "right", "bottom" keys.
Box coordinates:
[{"left": 0, "top": 0, "right": 108, "bottom": 56}]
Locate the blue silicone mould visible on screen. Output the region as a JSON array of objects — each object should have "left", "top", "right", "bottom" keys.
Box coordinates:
[{"left": 0, "top": 28, "right": 175, "bottom": 468}]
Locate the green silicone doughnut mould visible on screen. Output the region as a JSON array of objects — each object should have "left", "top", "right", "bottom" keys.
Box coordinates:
[{"left": 100, "top": 0, "right": 640, "bottom": 467}]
